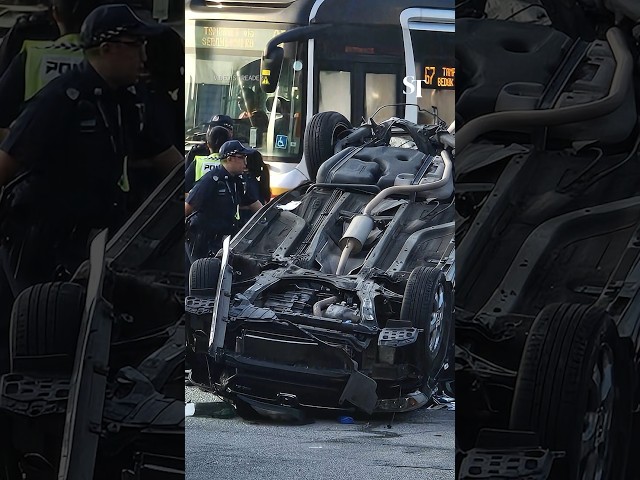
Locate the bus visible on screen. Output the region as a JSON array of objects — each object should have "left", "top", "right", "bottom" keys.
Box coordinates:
[{"left": 185, "top": 0, "right": 455, "bottom": 194}]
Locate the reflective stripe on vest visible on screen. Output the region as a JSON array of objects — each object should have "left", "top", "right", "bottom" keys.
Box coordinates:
[
  {"left": 194, "top": 154, "right": 221, "bottom": 181},
  {"left": 22, "top": 34, "right": 83, "bottom": 100}
]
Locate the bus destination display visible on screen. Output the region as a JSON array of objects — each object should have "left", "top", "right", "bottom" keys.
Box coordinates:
[
  {"left": 197, "top": 25, "right": 285, "bottom": 50},
  {"left": 424, "top": 65, "right": 454, "bottom": 89}
]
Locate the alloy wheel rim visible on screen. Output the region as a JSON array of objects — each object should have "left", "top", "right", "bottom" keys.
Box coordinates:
[
  {"left": 579, "top": 344, "right": 614, "bottom": 480},
  {"left": 429, "top": 283, "right": 445, "bottom": 354}
]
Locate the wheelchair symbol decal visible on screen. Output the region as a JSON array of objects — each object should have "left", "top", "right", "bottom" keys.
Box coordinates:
[{"left": 275, "top": 135, "right": 288, "bottom": 149}]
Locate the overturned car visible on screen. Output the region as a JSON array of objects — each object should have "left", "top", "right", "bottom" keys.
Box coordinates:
[{"left": 186, "top": 112, "right": 455, "bottom": 416}]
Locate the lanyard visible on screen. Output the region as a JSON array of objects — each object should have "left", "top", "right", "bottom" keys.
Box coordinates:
[
  {"left": 225, "top": 178, "right": 240, "bottom": 220},
  {"left": 96, "top": 97, "right": 129, "bottom": 192}
]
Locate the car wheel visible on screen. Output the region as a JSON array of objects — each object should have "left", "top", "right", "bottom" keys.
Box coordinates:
[
  {"left": 509, "top": 303, "right": 633, "bottom": 480},
  {"left": 189, "top": 257, "right": 221, "bottom": 297},
  {"left": 400, "top": 267, "right": 452, "bottom": 380},
  {"left": 10, "top": 282, "right": 85, "bottom": 372},
  {"left": 303, "top": 111, "right": 352, "bottom": 181}
]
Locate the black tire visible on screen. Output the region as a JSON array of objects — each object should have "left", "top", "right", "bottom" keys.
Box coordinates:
[
  {"left": 400, "top": 267, "right": 452, "bottom": 379},
  {"left": 10, "top": 282, "right": 85, "bottom": 370},
  {"left": 509, "top": 303, "right": 633, "bottom": 480},
  {"left": 189, "top": 257, "right": 221, "bottom": 297},
  {"left": 303, "top": 111, "right": 352, "bottom": 181}
]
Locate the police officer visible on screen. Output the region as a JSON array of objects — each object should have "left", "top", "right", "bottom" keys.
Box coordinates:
[
  {"left": 185, "top": 114, "right": 234, "bottom": 167},
  {"left": 0, "top": 4, "right": 183, "bottom": 324},
  {"left": 0, "top": 5, "right": 58, "bottom": 73},
  {"left": 185, "top": 125, "right": 230, "bottom": 193},
  {"left": 208, "top": 114, "right": 234, "bottom": 138},
  {"left": 0, "top": 0, "right": 99, "bottom": 131},
  {"left": 185, "top": 140, "right": 262, "bottom": 261}
]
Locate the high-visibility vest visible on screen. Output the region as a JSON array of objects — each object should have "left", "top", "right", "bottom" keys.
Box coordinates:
[
  {"left": 194, "top": 153, "right": 221, "bottom": 181},
  {"left": 22, "top": 33, "right": 83, "bottom": 101}
]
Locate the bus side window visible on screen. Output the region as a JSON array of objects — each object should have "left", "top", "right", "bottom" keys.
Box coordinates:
[
  {"left": 365, "top": 73, "right": 397, "bottom": 120},
  {"left": 319, "top": 70, "right": 351, "bottom": 119},
  {"left": 417, "top": 89, "right": 455, "bottom": 126}
]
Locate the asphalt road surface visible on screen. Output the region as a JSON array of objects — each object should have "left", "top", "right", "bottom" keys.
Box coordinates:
[{"left": 186, "top": 387, "right": 455, "bottom": 480}]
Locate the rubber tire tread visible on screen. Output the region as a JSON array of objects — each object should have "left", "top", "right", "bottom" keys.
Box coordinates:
[
  {"left": 303, "top": 111, "right": 352, "bottom": 181},
  {"left": 509, "top": 303, "right": 632, "bottom": 479},
  {"left": 11, "top": 282, "right": 85, "bottom": 361},
  {"left": 400, "top": 267, "right": 451, "bottom": 378},
  {"left": 189, "top": 257, "right": 221, "bottom": 297}
]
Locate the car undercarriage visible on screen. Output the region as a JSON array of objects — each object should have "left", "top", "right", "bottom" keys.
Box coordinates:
[{"left": 186, "top": 114, "right": 456, "bottom": 418}]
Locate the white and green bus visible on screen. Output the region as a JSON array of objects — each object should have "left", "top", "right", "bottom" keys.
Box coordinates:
[{"left": 185, "top": 0, "right": 454, "bottom": 195}]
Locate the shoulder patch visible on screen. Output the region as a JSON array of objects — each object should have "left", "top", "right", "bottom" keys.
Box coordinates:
[{"left": 66, "top": 88, "right": 79, "bottom": 100}]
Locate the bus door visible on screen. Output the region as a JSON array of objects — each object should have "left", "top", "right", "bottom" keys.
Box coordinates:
[
  {"left": 316, "top": 60, "right": 404, "bottom": 125},
  {"left": 313, "top": 24, "right": 405, "bottom": 125}
]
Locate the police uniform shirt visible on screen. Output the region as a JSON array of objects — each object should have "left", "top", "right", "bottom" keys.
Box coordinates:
[
  {"left": 186, "top": 165, "right": 259, "bottom": 235},
  {"left": 0, "top": 60, "right": 171, "bottom": 227}
]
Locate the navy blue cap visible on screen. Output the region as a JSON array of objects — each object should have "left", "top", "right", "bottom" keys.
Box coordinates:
[
  {"left": 219, "top": 140, "right": 256, "bottom": 159},
  {"left": 208, "top": 114, "right": 234, "bottom": 130},
  {"left": 80, "top": 4, "right": 165, "bottom": 48}
]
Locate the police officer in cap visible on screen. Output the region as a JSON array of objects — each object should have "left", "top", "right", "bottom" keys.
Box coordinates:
[
  {"left": 185, "top": 113, "right": 234, "bottom": 168},
  {"left": 208, "top": 114, "right": 234, "bottom": 138},
  {"left": 0, "top": 3, "right": 58, "bottom": 73},
  {"left": 0, "top": 4, "right": 183, "bottom": 324},
  {"left": 0, "top": 0, "right": 99, "bottom": 133},
  {"left": 185, "top": 140, "right": 262, "bottom": 261}
]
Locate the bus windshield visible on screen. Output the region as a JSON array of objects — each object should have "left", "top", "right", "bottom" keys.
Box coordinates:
[{"left": 185, "top": 21, "right": 304, "bottom": 163}]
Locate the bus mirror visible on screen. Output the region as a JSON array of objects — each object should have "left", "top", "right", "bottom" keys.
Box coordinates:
[{"left": 260, "top": 47, "right": 284, "bottom": 94}]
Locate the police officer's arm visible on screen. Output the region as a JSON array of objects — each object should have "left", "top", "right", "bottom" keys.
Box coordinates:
[
  {"left": 185, "top": 159, "right": 196, "bottom": 194},
  {"left": 0, "top": 52, "right": 27, "bottom": 128},
  {"left": 1, "top": 87, "right": 66, "bottom": 181},
  {"left": 185, "top": 176, "right": 206, "bottom": 216},
  {"left": 0, "top": 149, "right": 20, "bottom": 186}
]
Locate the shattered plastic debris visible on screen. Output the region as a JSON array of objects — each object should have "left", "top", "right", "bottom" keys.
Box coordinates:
[
  {"left": 338, "top": 416, "right": 355, "bottom": 424},
  {"left": 276, "top": 200, "right": 302, "bottom": 211}
]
